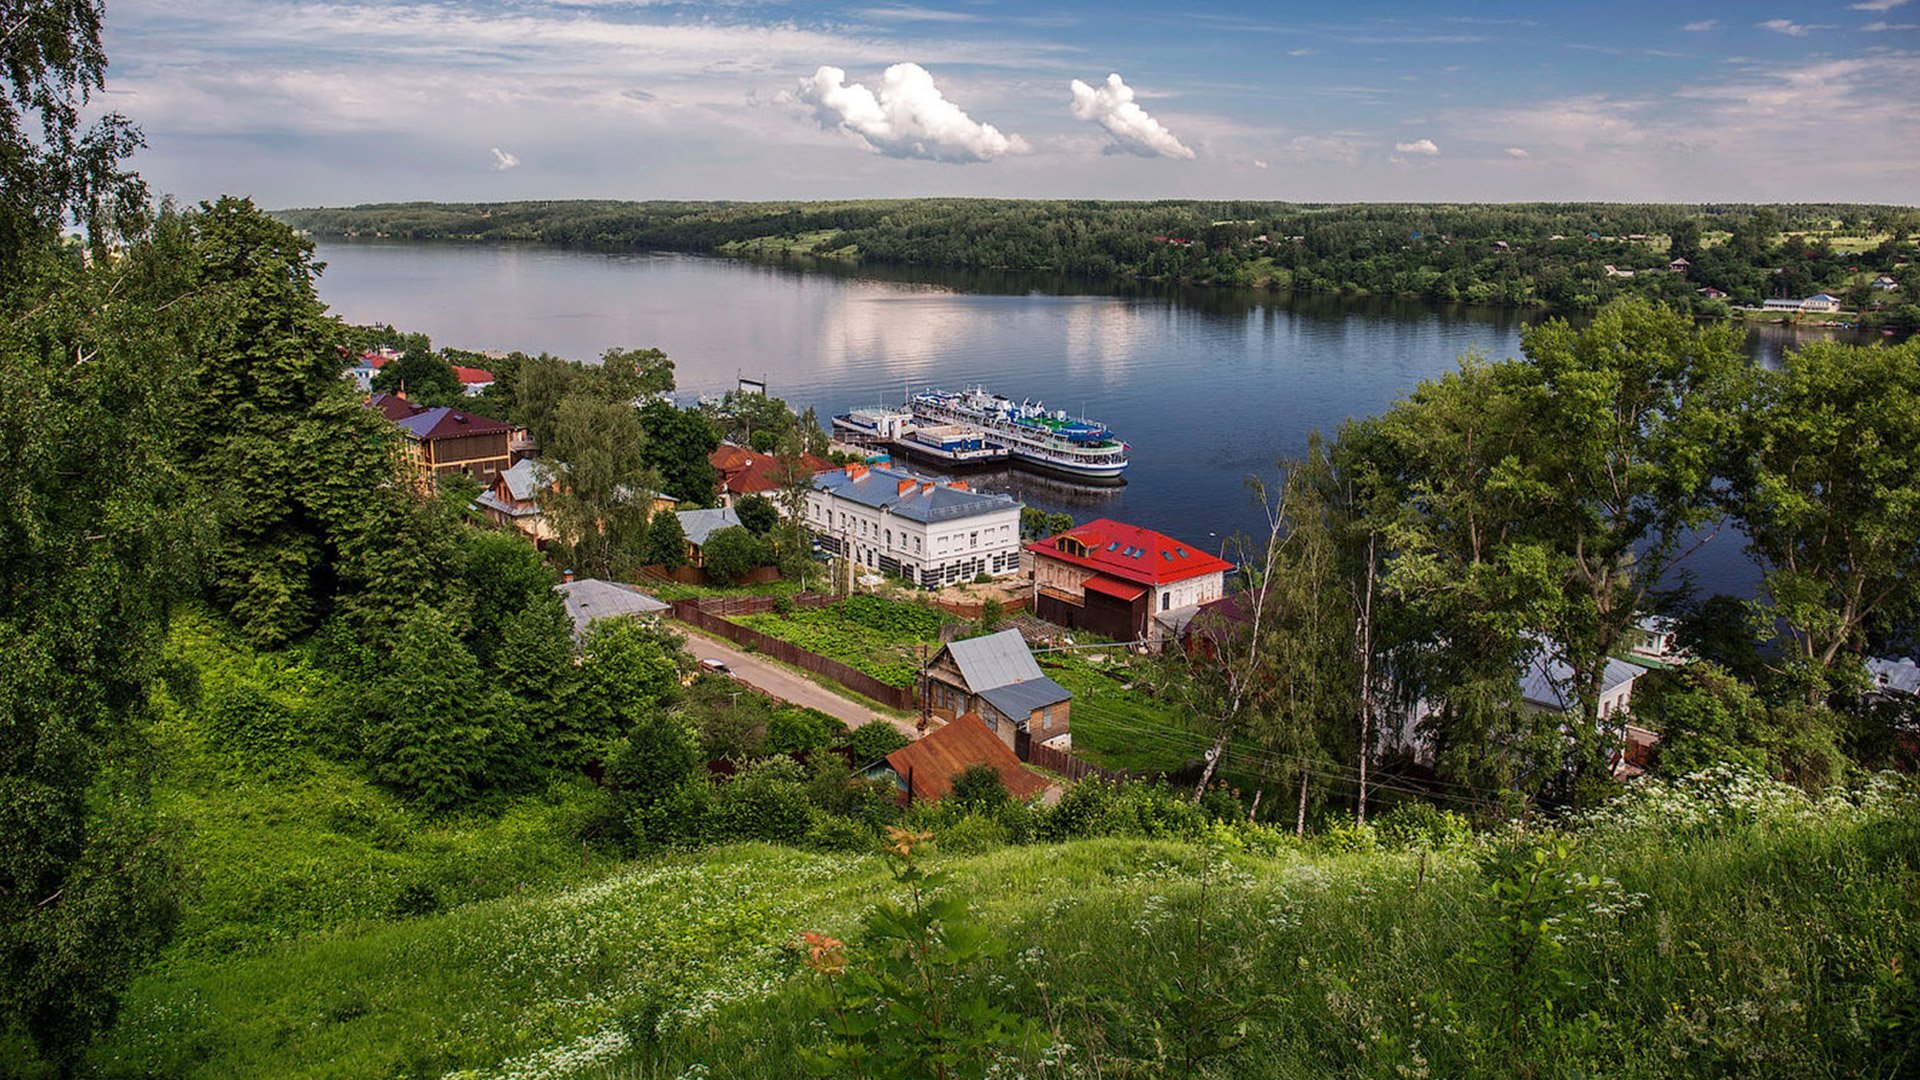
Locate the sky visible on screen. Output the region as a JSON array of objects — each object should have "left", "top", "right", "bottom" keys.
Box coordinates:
[{"left": 100, "top": 0, "right": 1920, "bottom": 207}]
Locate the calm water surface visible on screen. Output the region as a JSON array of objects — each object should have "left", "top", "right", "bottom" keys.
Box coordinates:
[{"left": 313, "top": 240, "right": 1864, "bottom": 601}]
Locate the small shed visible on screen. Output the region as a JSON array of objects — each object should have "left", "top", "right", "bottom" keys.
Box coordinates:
[{"left": 554, "top": 578, "right": 668, "bottom": 637}]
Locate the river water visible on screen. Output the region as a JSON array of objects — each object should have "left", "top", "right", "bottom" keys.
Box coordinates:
[{"left": 312, "top": 239, "right": 1865, "bottom": 601}]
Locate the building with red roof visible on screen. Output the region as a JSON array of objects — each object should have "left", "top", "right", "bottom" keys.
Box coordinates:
[
  {"left": 451, "top": 365, "right": 496, "bottom": 396},
  {"left": 1027, "top": 518, "right": 1232, "bottom": 643},
  {"left": 708, "top": 442, "right": 837, "bottom": 506}
]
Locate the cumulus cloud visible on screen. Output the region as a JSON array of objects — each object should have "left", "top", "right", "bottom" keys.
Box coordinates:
[
  {"left": 1504, "top": 146, "right": 1531, "bottom": 158},
  {"left": 489, "top": 146, "right": 520, "bottom": 171},
  {"left": 1393, "top": 138, "right": 1441, "bottom": 155},
  {"left": 796, "top": 63, "right": 1026, "bottom": 163},
  {"left": 1067, "top": 73, "right": 1196, "bottom": 159}
]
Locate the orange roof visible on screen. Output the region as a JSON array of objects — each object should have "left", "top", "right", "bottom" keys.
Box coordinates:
[
  {"left": 1082, "top": 575, "right": 1147, "bottom": 602},
  {"left": 451, "top": 365, "right": 495, "bottom": 385},
  {"left": 1026, "top": 517, "right": 1233, "bottom": 587},
  {"left": 883, "top": 715, "right": 1050, "bottom": 804},
  {"left": 708, "top": 444, "right": 836, "bottom": 497}
]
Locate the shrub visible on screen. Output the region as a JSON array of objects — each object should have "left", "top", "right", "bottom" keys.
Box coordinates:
[
  {"left": 845, "top": 723, "right": 911, "bottom": 763},
  {"left": 765, "top": 707, "right": 847, "bottom": 756},
  {"left": 1374, "top": 801, "right": 1474, "bottom": 851},
  {"left": 702, "top": 526, "right": 768, "bottom": 586},
  {"left": 950, "top": 765, "right": 1009, "bottom": 812},
  {"left": 711, "top": 758, "right": 812, "bottom": 844}
]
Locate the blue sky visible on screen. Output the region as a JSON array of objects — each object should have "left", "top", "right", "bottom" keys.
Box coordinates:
[{"left": 103, "top": 1, "right": 1918, "bottom": 206}]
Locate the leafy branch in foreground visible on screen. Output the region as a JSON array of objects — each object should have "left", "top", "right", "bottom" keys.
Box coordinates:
[{"left": 801, "top": 828, "right": 1038, "bottom": 1079}]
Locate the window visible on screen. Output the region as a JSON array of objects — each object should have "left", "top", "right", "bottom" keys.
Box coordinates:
[
  {"left": 970, "top": 531, "right": 978, "bottom": 548},
  {"left": 885, "top": 529, "right": 892, "bottom": 548},
  {"left": 1162, "top": 592, "right": 1171, "bottom": 612},
  {"left": 1041, "top": 709, "right": 1053, "bottom": 732}
]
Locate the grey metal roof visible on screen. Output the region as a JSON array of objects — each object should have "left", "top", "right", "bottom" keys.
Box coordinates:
[
  {"left": 553, "top": 579, "right": 668, "bottom": 636},
  {"left": 978, "top": 677, "right": 1072, "bottom": 720},
  {"left": 676, "top": 506, "right": 743, "bottom": 547},
  {"left": 1868, "top": 656, "right": 1920, "bottom": 696},
  {"left": 498, "top": 458, "right": 551, "bottom": 502},
  {"left": 474, "top": 490, "right": 539, "bottom": 518},
  {"left": 942, "top": 628, "right": 1047, "bottom": 691},
  {"left": 813, "top": 465, "right": 1020, "bottom": 524},
  {"left": 1519, "top": 644, "right": 1646, "bottom": 712}
]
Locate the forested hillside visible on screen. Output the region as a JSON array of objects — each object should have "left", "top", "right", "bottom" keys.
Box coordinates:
[{"left": 276, "top": 199, "right": 1920, "bottom": 321}]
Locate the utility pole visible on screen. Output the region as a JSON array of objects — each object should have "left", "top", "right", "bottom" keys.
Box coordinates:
[{"left": 917, "top": 642, "right": 930, "bottom": 736}]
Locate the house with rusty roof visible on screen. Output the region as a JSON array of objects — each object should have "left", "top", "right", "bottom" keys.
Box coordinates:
[
  {"left": 368, "top": 392, "right": 517, "bottom": 489},
  {"left": 873, "top": 714, "right": 1051, "bottom": 805},
  {"left": 708, "top": 443, "right": 837, "bottom": 506},
  {"left": 1028, "top": 518, "right": 1233, "bottom": 643},
  {"left": 922, "top": 629, "right": 1071, "bottom": 759}
]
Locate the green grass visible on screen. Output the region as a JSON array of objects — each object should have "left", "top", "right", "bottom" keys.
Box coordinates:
[
  {"left": 94, "top": 784, "right": 1920, "bottom": 1079},
  {"left": 735, "top": 596, "right": 955, "bottom": 688}
]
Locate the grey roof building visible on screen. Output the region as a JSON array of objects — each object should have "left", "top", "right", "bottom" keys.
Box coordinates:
[
  {"left": 812, "top": 464, "right": 1019, "bottom": 524},
  {"left": 554, "top": 578, "right": 669, "bottom": 637},
  {"left": 924, "top": 629, "right": 1072, "bottom": 759},
  {"left": 1519, "top": 645, "right": 1646, "bottom": 716},
  {"left": 1868, "top": 656, "right": 1920, "bottom": 697},
  {"left": 676, "top": 506, "right": 744, "bottom": 547}
]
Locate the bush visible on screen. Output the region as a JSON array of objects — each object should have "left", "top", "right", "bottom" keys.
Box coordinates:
[
  {"left": 765, "top": 707, "right": 847, "bottom": 756},
  {"left": 950, "top": 764, "right": 1009, "bottom": 812},
  {"left": 711, "top": 758, "right": 812, "bottom": 844},
  {"left": 1374, "top": 801, "right": 1474, "bottom": 851},
  {"left": 701, "top": 525, "right": 768, "bottom": 586},
  {"left": 845, "top": 722, "right": 910, "bottom": 763}
]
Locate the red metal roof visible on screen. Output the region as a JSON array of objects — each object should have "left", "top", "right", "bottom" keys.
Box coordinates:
[
  {"left": 1082, "top": 575, "right": 1147, "bottom": 602},
  {"left": 883, "top": 715, "right": 1050, "bottom": 804},
  {"left": 708, "top": 444, "right": 836, "bottom": 496},
  {"left": 1026, "top": 517, "right": 1232, "bottom": 587},
  {"left": 451, "top": 365, "right": 495, "bottom": 385}
]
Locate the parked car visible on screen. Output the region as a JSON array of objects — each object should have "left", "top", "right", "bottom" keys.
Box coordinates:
[{"left": 699, "top": 657, "right": 731, "bottom": 674}]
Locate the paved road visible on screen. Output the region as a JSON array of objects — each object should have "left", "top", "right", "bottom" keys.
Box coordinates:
[{"left": 677, "top": 625, "right": 923, "bottom": 739}]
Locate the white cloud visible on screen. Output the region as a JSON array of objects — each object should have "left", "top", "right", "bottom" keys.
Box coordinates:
[
  {"left": 1849, "top": 0, "right": 1910, "bottom": 11},
  {"left": 1861, "top": 20, "right": 1919, "bottom": 29},
  {"left": 488, "top": 146, "right": 520, "bottom": 171},
  {"left": 1252, "top": 158, "right": 1269, "bottom": 169},
  {"left": 1283, "top": 134, "right": 1365, "bottom": 165},
  {"left": 1756, "top": 19, "right": 1830, "bottom": 36},
  {"left": 796, "top": 63, "right": 1027, "bottom": 163},
  {"left": 1067, "top": 73, "right": 1196, "bottom": 159},
  {"left": 1503, "top": 146, "right": 1531, "bottom": 158},
  {"left": 1393, "top": 138, "right": 1441, "bottom": 155},
  {"left": 1682, "top": 20, "right": 1720, "bottom": 31}
]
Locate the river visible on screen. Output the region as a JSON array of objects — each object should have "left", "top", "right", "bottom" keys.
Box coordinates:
[{"left": 311, "top": 239, "right": 1868, "bottom": 602}]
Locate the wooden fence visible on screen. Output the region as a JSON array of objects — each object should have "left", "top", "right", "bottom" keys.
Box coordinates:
[
  {"left": 1027, "top": 741, "right": 1132, "bottom": 784},
  {"left": 669, "top": 597, "right": 914, "bottom": 711}
]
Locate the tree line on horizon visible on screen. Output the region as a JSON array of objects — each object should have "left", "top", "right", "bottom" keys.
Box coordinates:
[{"left": 276, "top": 198, "right": 1920, "bottom": 325}]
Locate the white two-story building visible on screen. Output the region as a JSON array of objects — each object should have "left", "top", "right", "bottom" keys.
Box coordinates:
[{"left": 807, "top": 463, "right": 1024, "bottom": 589}]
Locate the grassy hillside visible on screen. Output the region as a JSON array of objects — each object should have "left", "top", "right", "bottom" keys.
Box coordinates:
[{"left": 92, "top": 774, "right": 1919, "bottom": 1077}]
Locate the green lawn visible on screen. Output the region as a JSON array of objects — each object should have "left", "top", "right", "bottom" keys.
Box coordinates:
[{"left": 734, "top": 595, "right": 957, "bottom": 688}]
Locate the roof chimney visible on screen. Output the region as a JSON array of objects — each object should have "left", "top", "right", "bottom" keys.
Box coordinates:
[
  {"left": 845, "top": 463, "right": 869, "bottom": 480},
  {"left": 898, "top": 478, "right": 917, "bottom": 496},
  {"left": 949, "top": 480, "right": 968, "bottom": 491}
]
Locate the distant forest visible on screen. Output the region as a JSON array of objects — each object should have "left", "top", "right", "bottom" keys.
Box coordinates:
[{"left": 276, "top": 199, "right": 1920, "bottom": 322}]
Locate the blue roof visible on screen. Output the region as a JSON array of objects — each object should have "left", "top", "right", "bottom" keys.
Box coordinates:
[
  {"left": 978, "top": 677, "right": 1073, "bottom": 719},
  {"left": 813, "top": 464, "right": 1020, "bottom": 523}
]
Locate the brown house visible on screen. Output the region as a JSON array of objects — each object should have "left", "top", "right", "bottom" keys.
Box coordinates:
[
  {"left": 923, "top": 629, "right": 1071, "bottom": 759},
  {"left": 370, "top": 392, "right": 517, "bottom": 489},
  {"left": 876, "top": 714, "right": 1051, "bottom": 804}
]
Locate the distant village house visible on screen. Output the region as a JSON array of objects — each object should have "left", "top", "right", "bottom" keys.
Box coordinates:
[
  {"left": 1028, "top": 518, "right": 1232, "bottom": 644},
  {"left": 806, "top": 463, "right": 1024, "bottom": 589},
  {"left": 369, "top": 392, "right": 518, "bottom": 488},
  {"left": 871, "top": 714, "right": 1051, "bottom": 805},
  {"left": 923, "top": 629, "right": 1072, "bottom": 758}
]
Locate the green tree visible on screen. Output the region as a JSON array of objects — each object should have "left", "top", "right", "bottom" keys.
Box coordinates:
[
  {"left": 1518, "top": 300, "right": 1743, "bottom": 789},
  {"left": 638, "top": 399, "right": 720, "bottom": 506},
  {"left": 575, "top": 617, "right": 685, "bottom": 759},
  {"left": 702, "top": 525, "right": 769, "bottom": 586},
  {"left": 544, "top": 393, "right": 657, "bottom": 579},
  {"left": 461, "top": 530, "right": 558, "bottom": 668},
  {"left": 950, "top": 764, "right": 1009, "bottom": 811},
  {"left": 489, "top": 600, "right": 582, "bottom": 765},
  {"left": 603, "top": 711, "right": 702, "bottom": 844},
  {"left": 369, "top": 340, "right": 461, "bottom": 405},
  {"left": 771, "top": 432, "right": 822, "bottom": 585},
  {"left": 363, "top": 606, "right": 526, "bottom": 811},
  {"left": 645, "top": 507, "right": 689, "bottom": 570},
  {"left": 598, "top": 346, "right": 676, "bottom": 400},
  {"left": 1723, "top": 338, "right": 1920, "bottom": 697},
  {"left": 736, "top": 493, "right": 779, "bottom": 536}
]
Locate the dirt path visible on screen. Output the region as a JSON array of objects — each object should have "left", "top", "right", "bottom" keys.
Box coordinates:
[{"left": 676, "top": 625, "right": 923, "bottom": 739}]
